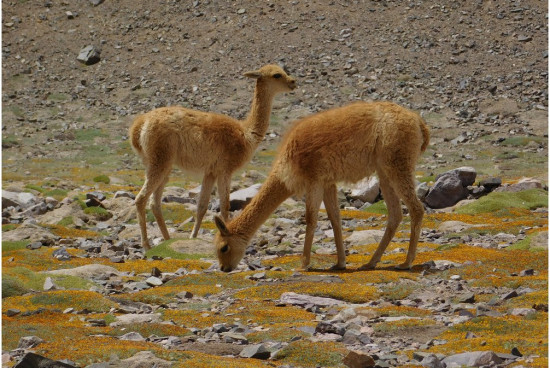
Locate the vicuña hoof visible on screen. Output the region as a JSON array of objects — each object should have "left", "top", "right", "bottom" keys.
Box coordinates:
[
  {"left": 358, "top": 263, "right": 376, "bottom": 271},
  {"left": 395, "top": 263, "right": 411, "bottom": 270},
  {"left": 330, "top": 264, "right": 346, "bottom": 271}
]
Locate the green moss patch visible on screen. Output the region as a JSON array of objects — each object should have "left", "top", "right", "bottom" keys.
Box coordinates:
[{"left": 455, "top": 189, "right": 548, "bottom": 215}]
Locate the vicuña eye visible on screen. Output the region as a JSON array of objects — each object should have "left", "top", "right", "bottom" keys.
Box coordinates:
[
  {"left": 220, "top": 244, "right": 229, "bottom": 253},
  {"left": 273, "top": 73, "right": 282, "bottom": 79}
]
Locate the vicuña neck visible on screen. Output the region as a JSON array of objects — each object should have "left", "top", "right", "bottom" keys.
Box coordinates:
[
  {"left": 244, "top": 81, "right": 275, "bottom": 144},
  {"left": 228, "top": 174, "right": 292, "bottom": 240}
]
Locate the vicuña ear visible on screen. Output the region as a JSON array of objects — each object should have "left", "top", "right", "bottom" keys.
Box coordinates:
[
  {"left": 243, "top": 70, "right": 262, "bottom": 79},
  {"left": 214, "top": 215, "right": 231, "bottom": 237}
]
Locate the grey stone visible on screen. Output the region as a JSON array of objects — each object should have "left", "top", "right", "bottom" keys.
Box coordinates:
[
  {"left": 239, "top": 344, "right": 270, "bottom": 359},
  {"left": 43, "top": 277, "right": 57, "bottom": 291},
  {"left": 145, "top": 276, "right": 163, "bottom": 286},
  {"left": 114, "top": 191, "right": 135, "bottom": 199},
  {"left": 229, "top": 183, "right": 261, "bottom": 211},
  {"left": 119, "top": 332, "right": 146, "bottom": 341},
  {"left": 279, "top": 292, "right": 345, "bottom": 307},
  {"left": 176, "top": 291, "right": 193, "bottom": 299},
  {"left": 14, "top": 353, "right": 75, "bottom": 368},
  {"left": 494, "top": 178, "right": 542, "bottom": 193},
  {"left": 77, "top": 45, "right": 101, "bottom": 65},
  {"left": 420, "top": 354, "right": 445, "bottom": 368},
  {"left": 349, "top": 176, "right": 380, "bottom": 203},
  {"left": 2, "top": 190, "right": 37, "bottom": 209},
  {"left": 425, "top": 167, "right": 477, "bottom": 208},
  {"left": 442, "top": 351, "right": 503, "bottom": 367},
  {"left": 52, "top": 247, "right": 71, "bottom": 261},
  {"left": 17, "top": 336, "right": 44, "bottom": 349},
  {"left": 7, "top": 309, "right": 21, "bottom": 317},
  {"left": 43, "top": 264, "right": 119, "bottom": 278},
  {"left": 345, "top": 229, "right": 385, "bottom": 246},
  {"left": 343, "top": 350, "right": 375, "bottom": 368}
]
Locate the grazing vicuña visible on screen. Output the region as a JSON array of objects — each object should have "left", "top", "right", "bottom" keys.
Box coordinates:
[{"left": 214, "top": 101, "right": 429, "bottom": 272}]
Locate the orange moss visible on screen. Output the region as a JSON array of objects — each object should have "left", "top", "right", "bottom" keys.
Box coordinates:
[{"left": 3, "top": 290, "right": 117, "bottom": 313}]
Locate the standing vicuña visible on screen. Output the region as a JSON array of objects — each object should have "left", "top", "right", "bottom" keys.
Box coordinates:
[
  {"left": 130, "top": 65, "right": 296, "bottom": 250},
  {"left": 214, "top": 101, "right": 430, "bottom": 272}
]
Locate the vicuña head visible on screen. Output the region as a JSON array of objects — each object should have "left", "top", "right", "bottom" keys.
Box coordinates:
[
  {"left": 214, "top": 101, "right": 430, "bottom": 272},
  {"left": 130, "top": 64, "right": 296, "bottom": 250}
]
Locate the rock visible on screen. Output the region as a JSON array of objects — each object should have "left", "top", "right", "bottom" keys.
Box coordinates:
[
  {"left": 14, "top": 353, "right": 75, "bottom": 368},
  {"left": 315, "top": 321, "right": 345, "bottom": 336},
  {"left": 7, "top": 309, "right": 21, "bottom": 317},
  {"left": 279, "top": 292, "right": 345, "bottom": 307},
  {"left": 442, "top": 351, "right": 503, "bottom": 367},
  {"left": 52, "top": 247, "right": 71, "bottom": 261},
  {"left": 118, "top": 351, "right": 172, "bottom": 368},
  {"left": 176, "top": 291, "right": 193, "bottom": 299},
  {"left": 110, "top": 313, "right": 162, "bottom": 326},
  {"left": 77, "top": 45, "right": 101, "bottom": 65},
  {"left": 416, "top": 182, "right": 430, "bottom": 200},
  {"left": 44, "top": 277, "right": 58, "bottom": 291},
  {"left": 519, "top": 269, "right": 535, "bottom": 276},
  {"left": 114, "top": 191, "right": 135, "bottom": 200},
  {"left": 239, "top": 344, "right": 270, "bottom": 359},
  {"left": 420, "top": 354, "right": 445, "bottom": 368},
  {"left": 425, "top": 167, "right": 476, "bottom": 208},
  {"left": 458, "top": 292, "right": 476, "bottom": 304},
  {"left": 43, "top": 264, "right": 119, "bottom": 278},
  {"left": 511, "top": 347, "right": 522, "bottom": 357},
  {"left": 17, "top": 336, "right": 44, "bottom": 349},
  {"left": 438, "top": 221, "right": 477, "bottom": 233},
  {"left": 89, "top": 0, "right": 105, "bottom": 5},
  {"left": 229, "top": 183, "right": 261, "bottom": 211},
  {"left": 494, "top": 178, "right": 542, "bottom": 193},
  {"left": 479, "top": 177, "right": 502, "bottom": 191},
  {"left": 345, "top": 230, "right": 385, "bottom": 246},
  {"left": 510, "top": 308, "right": 536, "bottom": 316},
  {"left": 145, "top": 276, "right": 163, "bottom": 286},
  {"left": 119, "top": 332, "right": 146, "bottom": 341},
  {"left": 349, "top": 176, "right": 380, "bottom": 203},
  {"left": 343, "top": 350, "right": 376, "bottom": 368},
  {"left": 2, "top": 190, "right": 37, "bottom": 209},
  {"left": 2, "top": 222, "right": 57, "bottom": 242}
]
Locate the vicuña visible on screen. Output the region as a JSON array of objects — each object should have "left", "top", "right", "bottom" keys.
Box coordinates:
[
  {"left": 130, "top": 65, "right": 296, "bottom": 250},
  {"left": 214, "top": 101, "right": 430, "bottom": 272}
]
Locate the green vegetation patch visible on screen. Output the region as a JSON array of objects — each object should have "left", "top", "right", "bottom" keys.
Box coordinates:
[
  {"left": 145, "top": 239, "right": 210, "bottom": 260},
  {"left": 501, "top": 136, "right": 545, "bottom": 147},
  {"left": 93, "top": 174, "right": 111, "bottom": 184},
  {"left": 274, "top": 340, "right": 346, "bottom": 367},
  {"left": 455, "top": 189, "right": 548, "bottom": 215}
]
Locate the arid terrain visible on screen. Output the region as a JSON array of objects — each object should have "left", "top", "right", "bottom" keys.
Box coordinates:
[{"left": 2, "top": 1, "right": 548, "bottom": 367}]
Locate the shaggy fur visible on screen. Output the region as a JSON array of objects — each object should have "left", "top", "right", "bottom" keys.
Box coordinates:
[
  {"left": 215, "top": 101, "right": 430, "bottom": 272},
  {"left": 130, "top": 65, "right": 296, "bottom": 249}
]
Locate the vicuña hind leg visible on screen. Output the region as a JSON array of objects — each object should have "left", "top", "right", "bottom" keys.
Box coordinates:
[
  {"left": 392, "top": 173, "right": 424, "bottom": 270},
  {"left": 151, "top": 175, "right": 170, "bottom": 241},
  {"left": 359, "top": 173, "right": 402, "bottom": 270},
  {"left": 135, "top": 167, "right": 171, "bottom": 250},
  {"left": 301, "top": 185, "right": 323, "bottom": 270},
  {"left": 323, "top": 184, "right": 346, "bottom": 270},
  {"left": 190, "top": 173, "right": 216, "bottom": 238}
]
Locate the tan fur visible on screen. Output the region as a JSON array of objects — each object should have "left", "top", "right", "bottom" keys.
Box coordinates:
[
  {"left": 130, "top": 65, "right": 296, "bottom": 249},
  {"left": 215, "top": 101, "right": 430, "bottom": 272}
]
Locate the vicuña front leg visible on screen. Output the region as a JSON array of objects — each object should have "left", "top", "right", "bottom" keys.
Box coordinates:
[
  {"left": 190, "top": 174, "right": 216, "bottom": 238},
  {"left": 301, "top": 186, "right": 323, "bottom": 270},
  {"left": 217, "top": 175, "right": 231, "bottom": 222},
  {"left": 323, "top": 184, "right": 346, "bottom": 270}
]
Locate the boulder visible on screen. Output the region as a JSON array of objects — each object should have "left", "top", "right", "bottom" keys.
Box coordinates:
[
  {"left": 14, "top": 353, "right": 75, "bottom": 368},
  {"left": 425, "top": 167, "right": 477, "bottom": 209},
  {"left": 345, "top": 230, "right": 385, "bottom": 246},
  {"left": 343, "top": 350, "right": 375, "bottom": 368},
  {"left": 2, "top": 190, "right": 37, "bottom": 209},
  {"left": 442, "top": 351, "right": 503, "bottom": 367},
  {"left": 77, "top": 45, "right": 101, "bottom": 65},
  {"left": 349, "top": 176, "right": 380, "bottom": 203}
]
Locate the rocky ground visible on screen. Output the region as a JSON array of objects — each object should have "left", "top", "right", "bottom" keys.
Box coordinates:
[{"left": 2, "top": 0, "right": 548, "bottom": 367}]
